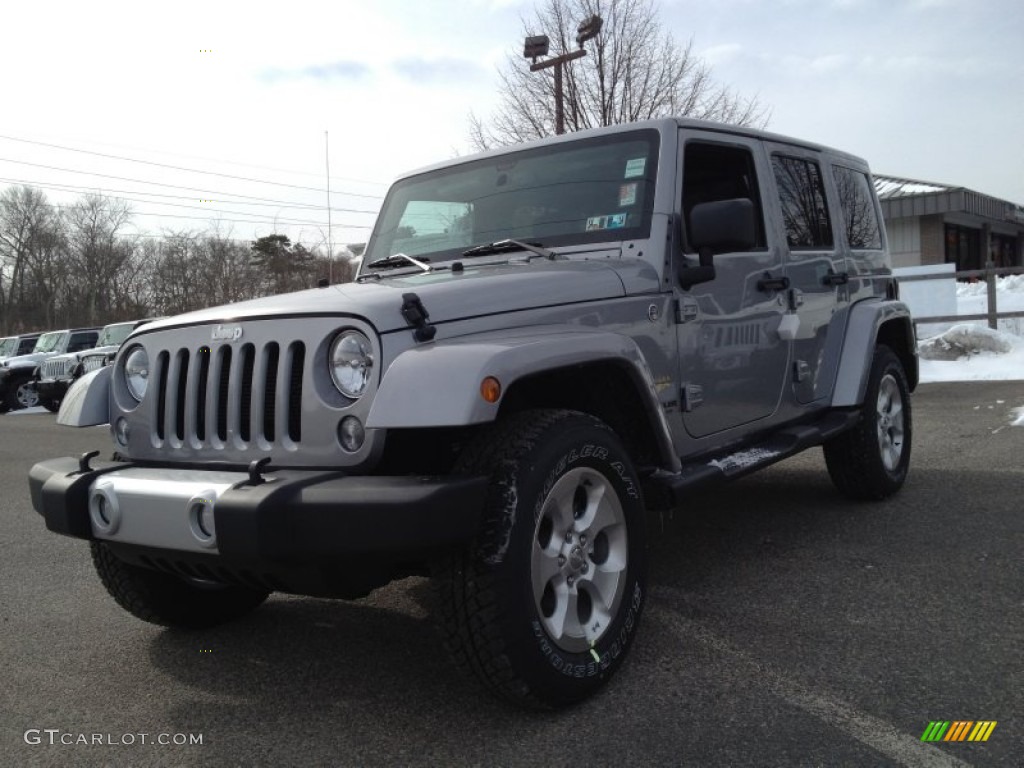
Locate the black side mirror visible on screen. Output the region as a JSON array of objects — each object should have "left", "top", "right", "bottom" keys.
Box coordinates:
[
  {"left": 690, "top": 198, "right": 756, "bottom": 254},
  {"left": 678, "top": 198, "right": 756, "bottom": 290}
]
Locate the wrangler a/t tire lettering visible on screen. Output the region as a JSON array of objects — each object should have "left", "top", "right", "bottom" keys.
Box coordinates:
[{"left": 435, "top": 409, "right": 647, "bottom": 709}]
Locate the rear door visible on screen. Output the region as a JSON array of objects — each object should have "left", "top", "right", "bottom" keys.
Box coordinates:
[{"left": 764, "top": 147, "right": 846, "bottom": 404}]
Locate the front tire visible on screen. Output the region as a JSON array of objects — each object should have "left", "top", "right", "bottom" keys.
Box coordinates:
[
  {"left": 41, "top": 398, "right": 60, "bottom": 413},
  {"left": 435, "top": 409, "right": 647, "bottom": 709},
  {"left": 824, "top": 344, "right": 912, "bottom": 500},
  {"left": 5, "top": 377, "right": 38, "bottom": 411},
  {"left": 91, "top": 542, "right": 269, "bottom": 629}
]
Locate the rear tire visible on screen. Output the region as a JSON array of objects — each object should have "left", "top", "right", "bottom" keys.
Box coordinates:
[
  {"left": 435, "top": 409, "right": 647, "bottom": 709},
  {"left": 91, "top": 542, "right": 269, "bottom": 629},
  {"left": 824, "top": 344, "right": 912, "bottom": 500}
]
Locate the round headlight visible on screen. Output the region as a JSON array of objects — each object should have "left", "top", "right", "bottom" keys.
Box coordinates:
[
  {"left": 123, "top": 346, "right": 150, "bottom": 402},
  {"left": 329, "top": 331, "right": 373, "bottom": 399}
]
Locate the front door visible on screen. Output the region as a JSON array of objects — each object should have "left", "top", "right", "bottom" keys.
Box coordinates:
[{"left": 675, "top": 136, "right": 790, "bottom": 438}]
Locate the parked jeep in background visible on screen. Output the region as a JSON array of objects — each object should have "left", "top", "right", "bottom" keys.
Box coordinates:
[
  {"left": 29, "top": 118, "right": 916, "bottom": 708},
  {"left": 34, "top": 319, "right": 162, "bottom": 412},
  {"left": 0, "top": 333, "right": 42, "bottom": 363},
  {"left": 1, "top": 328, "right": 99, "bottom": 412}
]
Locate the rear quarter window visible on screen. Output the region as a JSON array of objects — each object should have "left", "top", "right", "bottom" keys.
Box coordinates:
[{"left": 833, "top": 165, "right": 883, "bottom": 249}]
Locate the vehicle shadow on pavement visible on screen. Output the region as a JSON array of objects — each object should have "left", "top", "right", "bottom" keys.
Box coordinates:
[{"left": 143, "top": 579, "right": 558, "bottom": 757}]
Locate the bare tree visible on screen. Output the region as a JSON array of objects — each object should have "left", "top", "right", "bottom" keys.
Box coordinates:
[
  {"left": 470, "top": 0, "right": 769, "bottom": 149},
  {"left": 203, "top": 228, "right": 264, "bottom": 305},
  {"left": 0, "top": 185, "right": 56, "bottom": 332},
  {"left": 64, "top": 194, "right": 135, "bottom": 326}
]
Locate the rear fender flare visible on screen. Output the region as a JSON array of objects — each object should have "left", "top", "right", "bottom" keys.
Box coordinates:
[{"left": 832, "top": 300, "right": 918, "bottom": 407}]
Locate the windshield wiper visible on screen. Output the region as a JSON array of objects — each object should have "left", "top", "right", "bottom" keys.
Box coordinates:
[
  {"left": 364, "top": 252, "right": 432, "bottom": 273},
  {"left": 462, "top": 238, "right": 557, "bottom": 261}
]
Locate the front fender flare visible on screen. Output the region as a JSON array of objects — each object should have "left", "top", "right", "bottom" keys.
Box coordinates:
[
  {"left": 57, "top": 367, "right": 111, "bottom": 427},
  {"left": 366, "top": 327, "right": 678, "bottom": 471}
]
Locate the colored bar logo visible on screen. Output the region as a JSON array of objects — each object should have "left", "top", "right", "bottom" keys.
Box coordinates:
[{"left": 921, "top": 721, "right": 997, "bottom": 742}]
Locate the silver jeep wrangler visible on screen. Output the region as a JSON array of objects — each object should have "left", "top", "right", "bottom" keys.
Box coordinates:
[{"left": 29, "top": 118, "right": 916, "bottom": 708}]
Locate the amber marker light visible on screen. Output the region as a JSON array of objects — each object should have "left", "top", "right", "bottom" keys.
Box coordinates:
[{"left": 481, "top": 376, "right": 502, "bottom": 403}]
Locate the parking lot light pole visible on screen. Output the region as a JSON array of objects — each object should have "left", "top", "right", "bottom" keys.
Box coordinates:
[{"left": 524, "top": 15, "right": 603, "bottom": 135}]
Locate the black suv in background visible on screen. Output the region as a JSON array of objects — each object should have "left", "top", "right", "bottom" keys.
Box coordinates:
[
  {"left": 34, "top": 319, "right": 163, "bottom": 411},
  {"left": 0, "top": 328, "right": 99, "bottom": 412}
]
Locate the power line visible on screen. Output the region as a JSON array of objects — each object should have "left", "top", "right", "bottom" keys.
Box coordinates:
[
  {"left": 11, "top": 131, "right": 389, "bottom": 186},
  {"left": 0, "top": 175, "right": 379, "bottom": 214},
  {"left": 0, "top": 156, "right": 383, "bottom": 204},
  {"left": 0, "top": 134, "right": 387, "bottom": 197},
  {"left": 1, "top": 181, "right": 371, "bottom": 227}
]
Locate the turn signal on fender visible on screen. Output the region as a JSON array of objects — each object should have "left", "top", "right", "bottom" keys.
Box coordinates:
[{"left": 480, "top": 376, "right": 502, "bottom": 403}]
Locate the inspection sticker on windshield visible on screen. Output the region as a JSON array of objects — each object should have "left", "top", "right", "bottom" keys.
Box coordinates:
[
  {"left": 624, "top": 157, "right": 646, "bottom": 178},
  {"left": 619, "top": 183, "right": 637, "bottom": 206},
  {"left": 586, "top": 213, "right": 627, "bottom": 231}
]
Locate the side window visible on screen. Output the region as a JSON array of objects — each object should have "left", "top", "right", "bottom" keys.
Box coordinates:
[
  {"left": 833, "top": 166, "right": 882, "bottom": 249},
  {"left": 772, "top": 156, "right": 833, "bottom": 248},
  {"left": 68, "top": 333, "right": 97, "bottom": 353},
  {"left": 682, "top": 142, "right": 766, "bottom": 249}
]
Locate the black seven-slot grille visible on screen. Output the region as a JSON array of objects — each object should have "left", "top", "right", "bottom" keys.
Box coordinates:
[{"left": 152, "top": 341, "right": 305, "bottom": 447}]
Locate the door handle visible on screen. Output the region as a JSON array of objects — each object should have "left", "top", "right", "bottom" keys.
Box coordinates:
[
  {"left": 822, "top": 269, "right": 849, "bottom": 286},
  {"left": 757, "top": 272, "right": 790, "bottom": 292}
]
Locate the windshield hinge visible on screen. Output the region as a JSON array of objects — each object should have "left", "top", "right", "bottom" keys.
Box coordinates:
[{"left": 401, "top": 293, "right": 437, "bottom": 343}]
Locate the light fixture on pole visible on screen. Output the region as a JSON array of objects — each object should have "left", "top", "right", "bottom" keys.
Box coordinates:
[{"left": 524, "top": 14, "right": 602, "bottom": 135}]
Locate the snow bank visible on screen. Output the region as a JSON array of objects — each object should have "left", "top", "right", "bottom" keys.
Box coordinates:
[
  {"left": 1012, "top": 407, "right": 1024, "bottom": 427},
  {"left": 955, "top": 273, "right": 1024, "bottom": 298},
  {"left": 917, "top": 274, "right": 1024, "bottom": 341},
  {"left": 917, "top": 275, "right": 1024, "bottom": 381},
  {"left": 918, "top": 324, "right": 1015, "bottom": 360}
]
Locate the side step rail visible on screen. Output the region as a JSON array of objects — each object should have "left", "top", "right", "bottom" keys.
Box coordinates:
[{"left": 642, "top": 410, "right": 860, "bottom": 509}]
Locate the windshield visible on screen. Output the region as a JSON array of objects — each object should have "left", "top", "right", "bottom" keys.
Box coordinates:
[
  {"left": 33, "top": 331, "right": 67, "bottom": 353},
  {"left": 0, "top": 338, "right": 14, "bottom": 357},
  {"left": 362, "top": 129, "right": 659, "bottom": 272},
  {"left": 97, "top": 322, "right": 135, "bottom": 347}
]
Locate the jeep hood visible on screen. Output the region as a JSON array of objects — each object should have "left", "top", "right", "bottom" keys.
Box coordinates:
[
  {"left": 2, "top": 351, "right": 55, "bottom": 368},
  {"left": 135, "top": 259, "right": 644, "bottom": 336}
]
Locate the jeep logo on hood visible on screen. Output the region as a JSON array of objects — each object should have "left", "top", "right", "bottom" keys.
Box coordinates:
[{"left": 211, "top": 324, "right": 243, "bottom": 342}]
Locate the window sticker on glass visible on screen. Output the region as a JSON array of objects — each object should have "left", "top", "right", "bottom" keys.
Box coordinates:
[
  {"left": 624, "top": 158, "right": 646, "bottom": 178},
  {"left": 586, "top": 213, "right": 627, "bottom": 231},
  {"left": 619, "top": 183, "right": 638, "bottom": 207}
]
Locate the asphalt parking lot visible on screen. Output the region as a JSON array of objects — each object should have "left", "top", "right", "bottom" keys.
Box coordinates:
[{"left": 2, "top": 381, "right": 1021, "bottom": 767}]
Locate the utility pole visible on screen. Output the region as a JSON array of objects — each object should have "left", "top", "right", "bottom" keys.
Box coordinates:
[
  {"left": 524, "top": 15, "right": 603, "bottom": 135},
  {"left": 325, "top": 130, "right": 333, "bottom": 284}
]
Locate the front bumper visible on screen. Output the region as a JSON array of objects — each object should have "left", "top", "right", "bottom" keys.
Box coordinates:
[
  {"left": 29, "top": 456, "right": 488, "bottom": 596},
  {"left": 36, "top": 379, "right": 70, "bottom": 401}
]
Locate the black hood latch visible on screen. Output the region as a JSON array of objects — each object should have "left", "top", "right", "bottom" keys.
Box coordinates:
[{"left": 401, "top": 293, "right": 437, "bottom": 343}]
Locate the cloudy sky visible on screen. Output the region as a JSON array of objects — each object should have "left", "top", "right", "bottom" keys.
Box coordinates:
[{"left": 1, "top": 0, "right": 1021, "bottom": 250}]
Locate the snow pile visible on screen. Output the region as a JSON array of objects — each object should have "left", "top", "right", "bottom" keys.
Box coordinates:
[
  {"left": 918, "top": 274, "right": 1024, "bottom": 382},
  {"left": 918, "top": 324, "right": 1015, "bottom": 360},
  {"left": 955, "top": 273, "right": 1024, "bottom": 298},
  {"left": 918, "top": 274, "right": 1024, "bottom": 340}
]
